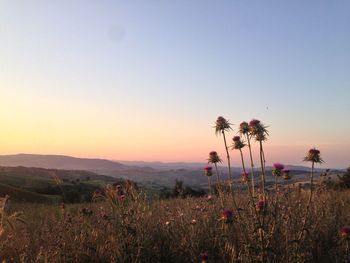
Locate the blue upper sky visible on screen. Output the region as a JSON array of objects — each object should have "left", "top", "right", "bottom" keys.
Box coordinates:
[{"left": 0, "top": 1, "right": 349, "bottom": 167}]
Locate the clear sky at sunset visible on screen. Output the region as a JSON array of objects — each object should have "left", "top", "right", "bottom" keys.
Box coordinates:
[{"left": 0, "top": 1, "right": 349, "bottom": 168}]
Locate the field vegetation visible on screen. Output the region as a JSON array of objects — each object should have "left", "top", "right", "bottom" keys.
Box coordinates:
[{"left": 0, "top": 117, "right": 349, "bottom": 262}]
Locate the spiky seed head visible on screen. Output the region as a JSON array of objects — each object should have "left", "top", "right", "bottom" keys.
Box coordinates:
[
  {"left": 239, "top": 121, "right": 250, "bottom": 135},
  {"left": 303, "top": 148, "right": 324, "bottom": 163},
  {"left": 249, "top": 119, "right": 269, "bottom": 142},
  {"left": 232, "top": 136, "right": 246, "bottom": 150},
  {"left": 208, "top": 151, "right": 222, "bottom": 164},
  {"left": 272, "top": 163, "right": 284, "bottom": 177},
  {"left": 215, "top": 116, "right": 232, "bottom": 135}
]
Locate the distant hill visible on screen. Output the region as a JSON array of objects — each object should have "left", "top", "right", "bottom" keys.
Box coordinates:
[
  {"left": 0, "top": 154, "right": 127, "bottom": 171},
  {"left": 0, "top": 166, "right": 122, "bottom": 203},
  {"left": 0, "top": 154, "right": 340, "bottom": 188}
]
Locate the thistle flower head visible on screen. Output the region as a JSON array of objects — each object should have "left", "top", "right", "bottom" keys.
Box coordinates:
[
  {"left": 282, "top": 169, "right": 291, "bottom": 180},
  {"left": 256, "top": 200, "right": 267, "bottom": 212},
  {"left": 272, "top": 163, "right": 284, "bottom": 177},
  {"left": 200, "top": 252, "right": 209, "bottom": 262},
  {"left": 208, "top": 151, "right": 222, "bottom": 164},
  {"left": 215, "top": 116, "right": 232, "bottom": 135},
  {"left": 341, "top": 226, "right": 350, "bottom": 240},
  {"left": 232, "top": 136, "right": 245, "bottom": 150},
  {"left": 239, "top": 121, "right": 250, "bottom": 135},
  {"left": 204, "top": 166, "right": 213, "bottom": 177},
  {"left": 303, "top": 148, "right": 324, "bottom": 163},
  {"left": 222, "top": 208, "right": 234, "bottom": 223},
  {"left": 249, "top": 119, "right": 269, "bottom": 141}
]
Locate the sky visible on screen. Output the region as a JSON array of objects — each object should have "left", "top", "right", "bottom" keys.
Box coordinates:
[{"left": 0, "top": 1, "right": 349, "bottom": 168}]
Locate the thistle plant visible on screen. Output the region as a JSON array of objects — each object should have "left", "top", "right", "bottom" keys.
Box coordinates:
[
  {"left": 204, "top": 166, "right": 213, "bottom": 195},
  {"left": 207, "top": 151, "right": 222, "bottom": 184},
  {"left": 214, "top": 116, "right": 233, "bottom": 186},
  {"left": 239, "top": 121, "right": 256, "bottom": 197},
  {"left": 298, "top": 148, "right": 324, "bottom": 242},
  {"left": 207, "top": 151, "right": 225, "bottom": 208},
  {"left": 232, "top": 136, "right": 254, "bottom": 200},
  {"left": 222, "top": 208, "right": 234, "bottom": 224},
  {"left": 249, "top": 119, "right": 269, "bottom": 198},
  {"left": 272, "top": 162, "right": 284, "bottom": 193},
  {"left": 282, "top": 169, "right": 291, "bottom": 180},
  {"left": 341, "top": 226, "right": 350, "bottom": 241},
  {"left": 200, "top": 252, "right": 209, "bottom": 263}
]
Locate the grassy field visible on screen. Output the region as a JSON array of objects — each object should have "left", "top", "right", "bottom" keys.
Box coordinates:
[{"left": 0, "top": 185, "right": 349, "bottom": 262}]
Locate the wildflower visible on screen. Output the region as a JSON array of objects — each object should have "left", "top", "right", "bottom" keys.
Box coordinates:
[
  {"left": 207, "top": 195, "right": 214, "bottom": 201},
  {"left": 241, "top": 171, "right": 250, "bottom": 183},
  {"left": 341, "top": 226, "right": 350, "bottom": 240},
  {"left": 215, "top": 116, "right": 232, "bottom": 135},
  {"left": 200, "top": 251, "right": 209, "bottom": 263},
  {"left": 222, "top": 209, "right": 234, "bottom": 223},
  {"left": 165, "top": 221, "right": 170, "bottom": 226},
  {"left": 272, "top": 163, "right": 285, "bottom": 177},
  {"left": 304, "top": 148, "right": 324, "bottom": 163},
  {"left": 191, "top": 219, "right": 197, "bottom": 225},
  {"left": 239, "top": 121, "right": 250, "bottom": 135},
  {"left": 249, "top": 119, "right": 261, "bottom": 127},
  {"left": 256, "top": 200, "right": 267, "bottom": 212},
  {"left": 249, "top": 119, "right": 269, "bottom": 141},
  {"left": 232, "top": 136, "right": 245, "bottom": 150},
  {"left": 283, "top": 169, "right": 291, "bottom": 180},
  {"left": 81, "top": 207, "right": 93, "bottom": 216},
  {"left": 208, "top": 151, "right": 222, "bottom": 164},
  {"left": 204, "top": 166, "right": 213, "bottom": 177}
]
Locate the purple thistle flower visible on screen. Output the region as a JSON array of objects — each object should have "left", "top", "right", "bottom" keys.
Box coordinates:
[
  {"left": 273, "top": 163, "right": 285, "bottom": 171},
  {"left": 208, "top": 151, "right": 222, "bottom": 164},
  {"left": 248, "top": 119, "right": 269, "bottom": 141},
  {"left": 304, "top": 148, "right": 324, "bottom": 163},
  {"left": 341, "top": 226, "right": 350, "bottom": 240},
  {"left": 200, "top": 252, "right": 209, "bottom": 262},
  {"left": 232, "top": 136, "right": 245, "bottom": 150},
  {"left": 215, "top": 116, "right": 232, "bottom": 135},
  {"left": 239, "top": 121, "right": 250, "bottom": 135},
  {"left": 272, "top": 163, "right": 284, "bottom": 177},
  {"left": 222, "top": 208, "right": 233, "bottom": 223},
  {"left": 256, "top": 200, "right": 267, "bottom": 212},
  {"left": 249, "top": 119, "right": 261, "bottom": 126},
  {"left": 204, "top": 166, "right": 213, "bottom": 177},
  {"left": 232, "top": 136, "right": 240, "bottom": 142}
]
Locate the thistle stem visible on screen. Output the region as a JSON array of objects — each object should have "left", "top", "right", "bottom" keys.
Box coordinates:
[
  {"left": 207, "top": 176, "right": 212, "bottom": 195},
  {"left": 246, "top": 135, "right": 255, "bottom": 197},
  {"left": 298, "top": 161, "right": 315, "bottom": 242},
  {"left": 214, "top": 163, "right": 224, "bottom": 209},
  {"left": 214, "top": 163, "right": 221, "bottom": 183},
  {"left": 259, "top": 141, "right": 266, "bottom": 199},
  {"left": 222, "top": 130, "right": 233, "bottom": 185}
]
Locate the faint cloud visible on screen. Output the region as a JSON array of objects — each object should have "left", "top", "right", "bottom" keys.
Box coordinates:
[{"left": 107, "top": 25, "right": 126, "bottom": 43}]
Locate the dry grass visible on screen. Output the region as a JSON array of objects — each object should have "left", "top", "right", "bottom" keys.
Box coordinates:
[{"left": 0, "top": 186, "right": 349, "bottom": 262}]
